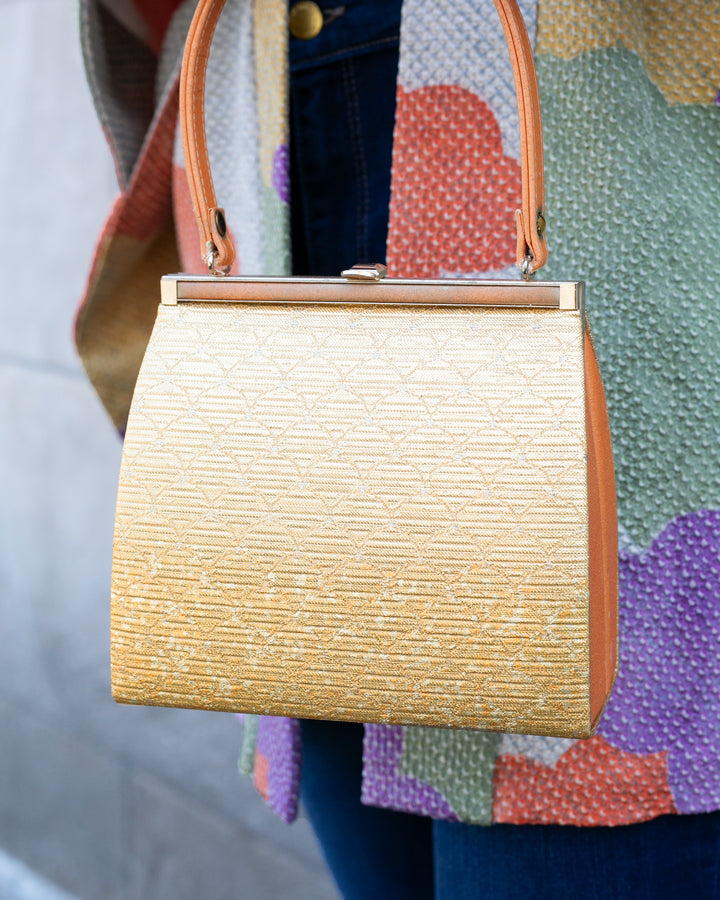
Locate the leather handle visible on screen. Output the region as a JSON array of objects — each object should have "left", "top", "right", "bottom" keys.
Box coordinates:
[
  {"left": 179, "top": 0, "right": 548, "bottom": 276},
  {"left": 493, "top": 0, "right": 548, "bottom": 274},
  {"left": 180, "top": 0, "right": 235, "bottom": 272}
]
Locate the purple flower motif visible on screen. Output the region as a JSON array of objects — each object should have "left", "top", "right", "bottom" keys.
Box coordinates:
[
  {"left": 256, "top": 715, "right": 301, "bottom": 823},
  {"left": 271, "top": 144, "right": 290, "bottom": 205},
  {"left": 600, "top": 510, "right": 720, "bottom": 813}
]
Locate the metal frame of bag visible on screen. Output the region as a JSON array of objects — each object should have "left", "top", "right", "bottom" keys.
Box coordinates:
[{"left": 110, "top": 0, "right": 618, "bottom": 738}]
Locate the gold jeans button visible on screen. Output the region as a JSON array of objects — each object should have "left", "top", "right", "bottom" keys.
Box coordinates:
[{"left": 289, "top": 1, "right": 324, "bottom": 40}]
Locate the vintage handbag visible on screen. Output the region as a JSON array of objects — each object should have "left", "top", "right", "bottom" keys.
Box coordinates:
[{"left": 111, "top": 0, "right": 618, "bottom": 738}]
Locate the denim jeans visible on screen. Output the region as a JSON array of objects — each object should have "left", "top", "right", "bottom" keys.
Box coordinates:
[
  {"left": 290, "top": 4, "right": 720, "bottom": 899},
  {"left": 289, "top": 0, "right": 400, "bottom": 276},
  {"left": 300, "top": 720, "right": 720, "bottom": 900}
]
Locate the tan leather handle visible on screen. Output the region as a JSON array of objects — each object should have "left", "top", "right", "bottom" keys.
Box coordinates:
[
  {"left": 493, "top": 0, "right": 548, "bottom": 275},
  {"left": 180, "top": 0, "right": 547, "bottom": 276}
]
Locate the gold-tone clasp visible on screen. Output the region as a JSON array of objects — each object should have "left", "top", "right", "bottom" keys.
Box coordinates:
[{"left": 340, "top": 263, "right": 388, "bottom": 282}]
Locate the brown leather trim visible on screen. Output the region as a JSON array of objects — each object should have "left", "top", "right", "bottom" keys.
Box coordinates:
[
  {"left": 175, "top": 279, "right": 562, "bottom": 306},
  {"left": 179, "top": 0, "right": 235, "bottom": 269},
  {"left": 494, "top": 0, "right": 547, "bottom": 272},
  {"left": 178, "top": 0, "right": 547, "bottom": 275},
  {"left": 585, "top": 331, "right": 619, "bottom": 727}
]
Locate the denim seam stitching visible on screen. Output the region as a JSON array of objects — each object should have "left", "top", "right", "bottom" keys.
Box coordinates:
[
  {"left": 290, "top": 35, "right": 399, "bottom": 73},
  {"left": 341, "top": 58, "right": 369, "bottom": 263}
]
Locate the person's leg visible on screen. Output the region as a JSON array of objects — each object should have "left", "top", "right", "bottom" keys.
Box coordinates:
[
  {"left": 433, "top": 811, "right": 720, "bottom": 900},
  {"left": 300, "top": 720, "right": 433, "bottom": 900}
]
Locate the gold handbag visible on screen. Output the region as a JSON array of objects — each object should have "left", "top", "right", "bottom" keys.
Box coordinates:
[{"left": 111, "top": 0, "right": 618, "bottom": 738}]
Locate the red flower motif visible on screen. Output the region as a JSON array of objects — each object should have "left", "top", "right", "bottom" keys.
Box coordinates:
[
  {"left": 253, "top": 751, "right": 270, "bottom": 801},
  {"left": 493, "top": 735, "right": 677, "bottom": 826},
  {"left": 387, "top": 84, "right": 521, "bottom": 279}
]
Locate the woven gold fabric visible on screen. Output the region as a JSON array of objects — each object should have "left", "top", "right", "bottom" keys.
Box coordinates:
[{"left": 112, "top": 300, "right": 590, "bottom": 736}]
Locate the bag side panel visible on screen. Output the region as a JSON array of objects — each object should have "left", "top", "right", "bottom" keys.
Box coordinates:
[{"left": 586, "top": 330, "right": 619, "bottom": 727}]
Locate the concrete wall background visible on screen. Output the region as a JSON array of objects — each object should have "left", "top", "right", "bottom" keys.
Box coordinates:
[{"left": 0, "top": 2, "right": 338, "bottom": 898}]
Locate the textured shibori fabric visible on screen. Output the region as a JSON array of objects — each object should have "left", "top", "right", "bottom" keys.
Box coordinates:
[{"left": 78, "top": 0, "right": 720, "bottom": 826}]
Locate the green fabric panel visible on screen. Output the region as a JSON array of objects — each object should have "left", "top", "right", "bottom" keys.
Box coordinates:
[
  {"left": 400, "top": 726, "right": 498, "bottom": 824},
  {"left": 238, "top": 714, "right": 260, "bottom": 776},
  {"left": 537, "top": 47, "right": 720, "bottom": 545},
  {"left": 261, "top": 185, "right": 291, "bottom": 275}
]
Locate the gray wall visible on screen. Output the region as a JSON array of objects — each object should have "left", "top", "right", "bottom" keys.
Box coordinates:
[{"left": 0, "top": 2, "right": 338, "bottom": 898}]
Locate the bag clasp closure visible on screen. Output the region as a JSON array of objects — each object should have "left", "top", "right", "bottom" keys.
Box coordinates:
[{"left": 340, "top": 263, "right": 388, "bottom": 282}]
